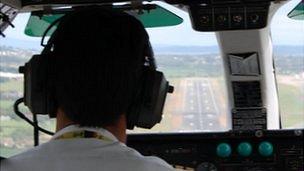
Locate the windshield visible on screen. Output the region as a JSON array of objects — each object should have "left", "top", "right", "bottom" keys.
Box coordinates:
[
  {"left": 0, "top": 1, "right": 303, "bottom": 158},
  {"left": 271, "top": 0, "right": 304, "bottom": 129}
]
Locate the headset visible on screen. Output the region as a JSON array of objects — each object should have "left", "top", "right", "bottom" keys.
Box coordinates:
[{"left": 18, "top": 8, "right": 174, "bottom": 131}]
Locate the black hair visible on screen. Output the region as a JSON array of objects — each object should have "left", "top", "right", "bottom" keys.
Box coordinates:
[{"left": 50, "top": 7, "right": 150, "bottom": 127}]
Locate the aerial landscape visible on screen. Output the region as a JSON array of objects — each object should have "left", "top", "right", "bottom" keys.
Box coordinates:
[{"left": 0, "top": 45, "right": 303, "bottom": 157}]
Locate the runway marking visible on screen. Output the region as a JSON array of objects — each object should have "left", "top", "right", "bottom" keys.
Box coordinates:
[
  {"left": 206, "top": 78, "right": 220, "bottom": 116},
  {"left": 207, "top": 114, "right": 213, "bottom": 117},
  {"left": 196, "top": 80, "right": 205, "bottom": 130},
  {"left": 181, "top": 78, "right": 221, "bottom": 130},
  {"left": 184, "top": 115, "right": 195, "bottom": 119}
]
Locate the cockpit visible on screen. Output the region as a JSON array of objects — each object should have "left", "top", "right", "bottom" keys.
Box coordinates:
[{"left": 0, "top": 0, "right": 303, "bottom": 170}]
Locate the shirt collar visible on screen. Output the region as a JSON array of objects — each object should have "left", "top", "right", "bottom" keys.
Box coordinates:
[{"left": 51, "top": 125, "right": 118, "bottom": 142}]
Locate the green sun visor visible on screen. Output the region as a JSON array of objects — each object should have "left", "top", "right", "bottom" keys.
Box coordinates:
[
  {"left": 25, "top": 4, "right": 183, "bottom": 37},
  {"left": 288, "top": 1, "right": 304, "bottom": 20}
]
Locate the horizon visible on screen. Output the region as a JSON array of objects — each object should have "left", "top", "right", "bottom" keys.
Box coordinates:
[{"left": 0, "top": 44, "right": 303, "bottom": 56}]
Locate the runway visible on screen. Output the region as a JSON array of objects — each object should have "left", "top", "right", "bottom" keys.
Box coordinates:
[{"left": 180, "top": 78, "right": 223, "bottom": 131}]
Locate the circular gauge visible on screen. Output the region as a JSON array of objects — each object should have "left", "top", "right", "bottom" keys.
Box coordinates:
[{"left": 196, "top": 162, "right": 217, "bottom": 171}]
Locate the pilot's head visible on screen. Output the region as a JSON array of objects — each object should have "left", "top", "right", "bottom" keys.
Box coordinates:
[{"left": 49, "top": 7, "right": 151, "bottom": 135}]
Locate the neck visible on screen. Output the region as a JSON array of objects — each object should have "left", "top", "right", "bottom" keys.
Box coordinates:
[
  {"left": 56, "top": 109, "right": 74, "bottom": 132},
  {"left": 56, "top": 109, "right": 127, "bottom": 143},
  {"left": 104, "top": 115, "right": 127, "bottom": 143}
]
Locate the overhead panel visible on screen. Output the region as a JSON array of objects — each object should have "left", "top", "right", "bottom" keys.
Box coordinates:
[
  {"left": 166, "top": 0, "right": 272, "bottom": 31},
  {"left": 188, "top": 3, "right": 270, "bottom": 31}
]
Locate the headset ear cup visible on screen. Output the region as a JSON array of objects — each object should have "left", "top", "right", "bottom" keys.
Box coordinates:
[
  {"left": 138, "top": 69, "right": 169, "bottom": 128},
  {"left": 46, "top": 55, "right": 57, "bottom": 118},
  {"left": 126, "top": 70, "right": 145, "bottom": 130},
  {"left": 21, "top": 54, "right": 56, "bottom": 116},
  {"left": 126, "top": 67, "right": 170, "bottom": 130}
]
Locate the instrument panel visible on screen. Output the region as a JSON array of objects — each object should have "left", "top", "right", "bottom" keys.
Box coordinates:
[{"left": 127, "top": 129, "right": 303, "bottom": 171}]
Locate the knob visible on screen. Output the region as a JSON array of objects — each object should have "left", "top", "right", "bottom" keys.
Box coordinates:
[
  {"left": 232, "top": 15, "right": 243, "bottom": 23},
  {"left": 168, "top": 85, "right": 174, "bottom": 93},
  {"left": 250, "top": 14, "right": 260, "bottom": 23},
  {"left": 196, "top": 162, "right": 217, "bottom": 171},
  {"left": 258, "top": 141, "right": 273, "bottom": 157},
  {"left": 237, "top": 142, "right": 252, "bottom": 157},
  {"left": 217, "top": 15, "right": 227, "bottom": 23},
  {"left": 200, "top": 16, "right": 210, "bottom": 24},
  {"left": 216, "top": 143, "right": 231, "bottom": 158},
  {"left": 19, "top": 66, "right": 25, "bottom": 73}
]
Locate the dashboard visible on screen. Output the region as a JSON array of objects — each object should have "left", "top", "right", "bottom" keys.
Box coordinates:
[{"left": 127, "top": 129, "right": 304, "bottom": 171}]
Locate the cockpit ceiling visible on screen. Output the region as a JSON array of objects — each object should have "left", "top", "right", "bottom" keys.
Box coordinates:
[
  {"left": 1, "top": 0, "right": 291, "bottom": 33},
  {"left": 2, "top": 0, "right": 279, "bottom": 11},
  {"left": 20, "top": 0, "right": 277, "bottom": 6}
]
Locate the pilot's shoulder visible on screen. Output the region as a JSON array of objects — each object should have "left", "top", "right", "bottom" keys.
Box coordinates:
[
  {"left": 0, "top": 150, "right": 35, "bottom": 171},
  {"left": 137, "top": 155, "right": 175, "bottom": 171},
  {"left": 4, "top": 142, "right": 48, "bottom": 160},
  {"left": 121, "top": 144, "right": 174, "bottom": 171},
  {"left": 0, "top": 142, "right": 48, "bottom": 169}
]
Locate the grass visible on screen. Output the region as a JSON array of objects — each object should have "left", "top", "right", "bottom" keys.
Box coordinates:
[
  {"left": 278, "top": 84, "right": 304, "bottom": 114},
  {"left": 277, "top": 83, "right": 304, "bottom": 127},
  {"left": 0, "top": 80, "right": 23, "bottom": 92},
  {"left": 0, "top": 119, "right": 32, "bottom": 137},
  {"left": 0, "top": 76, "right": 303, "bottom": 158},
  {"left": 0, "top": 100, "right": 14, "bottom": 110},
  {"left": 0, "top": 147, "right": 25, "bottom": 158}
]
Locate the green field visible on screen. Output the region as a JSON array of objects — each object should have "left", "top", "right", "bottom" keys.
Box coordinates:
[
  {"left": 0, "top": 147, "right": 25, "bottom": 157},
  {"left": 0, "top": 100, "right": 14, "bottom": 110},
  {"left": 0, "top": 76, "right": 303, "bottom": 158},
  {"left": 0, "top": 80, "right": 23, "bottom": 92},
  {"left": 278, "top": 83, "right": 304, "bottom": 127}
]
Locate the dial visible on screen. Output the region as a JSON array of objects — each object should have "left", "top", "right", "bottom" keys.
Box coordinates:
[{"left": 196, "top": 162, "right": 217, "bottom": 171}]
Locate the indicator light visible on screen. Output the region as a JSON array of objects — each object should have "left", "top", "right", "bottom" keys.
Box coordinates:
[
  {"left": 259, "top": 141, "right": 273, "bottom": 157},
  {"left": 237, "top": 142, "right": 252, "bottom": 157},
  {"left": 216, "top": 143, "right": 232, "bottom": 158}
]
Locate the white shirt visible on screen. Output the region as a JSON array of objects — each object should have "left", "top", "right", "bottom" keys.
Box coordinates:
[{"left": 1, "top": 125, "right": 174, "bottom": 171}]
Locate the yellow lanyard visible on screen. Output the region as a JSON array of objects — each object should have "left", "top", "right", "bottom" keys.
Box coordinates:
[{"left": 54, "top": 130, "right": 114, "bottom": 142}]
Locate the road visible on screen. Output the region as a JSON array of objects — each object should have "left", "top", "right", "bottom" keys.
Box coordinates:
[{"left": 180, "top": 78, "right": 223, "bottom": 131}]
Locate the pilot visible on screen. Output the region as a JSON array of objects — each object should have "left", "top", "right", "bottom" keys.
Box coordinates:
[{"left": 1, "top": 7, "right": 174, "bottom": 171}]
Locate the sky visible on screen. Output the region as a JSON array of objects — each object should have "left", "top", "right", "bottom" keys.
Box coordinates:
[{"left": 0, "top": 0, "right": 303, "bottom": 48}]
